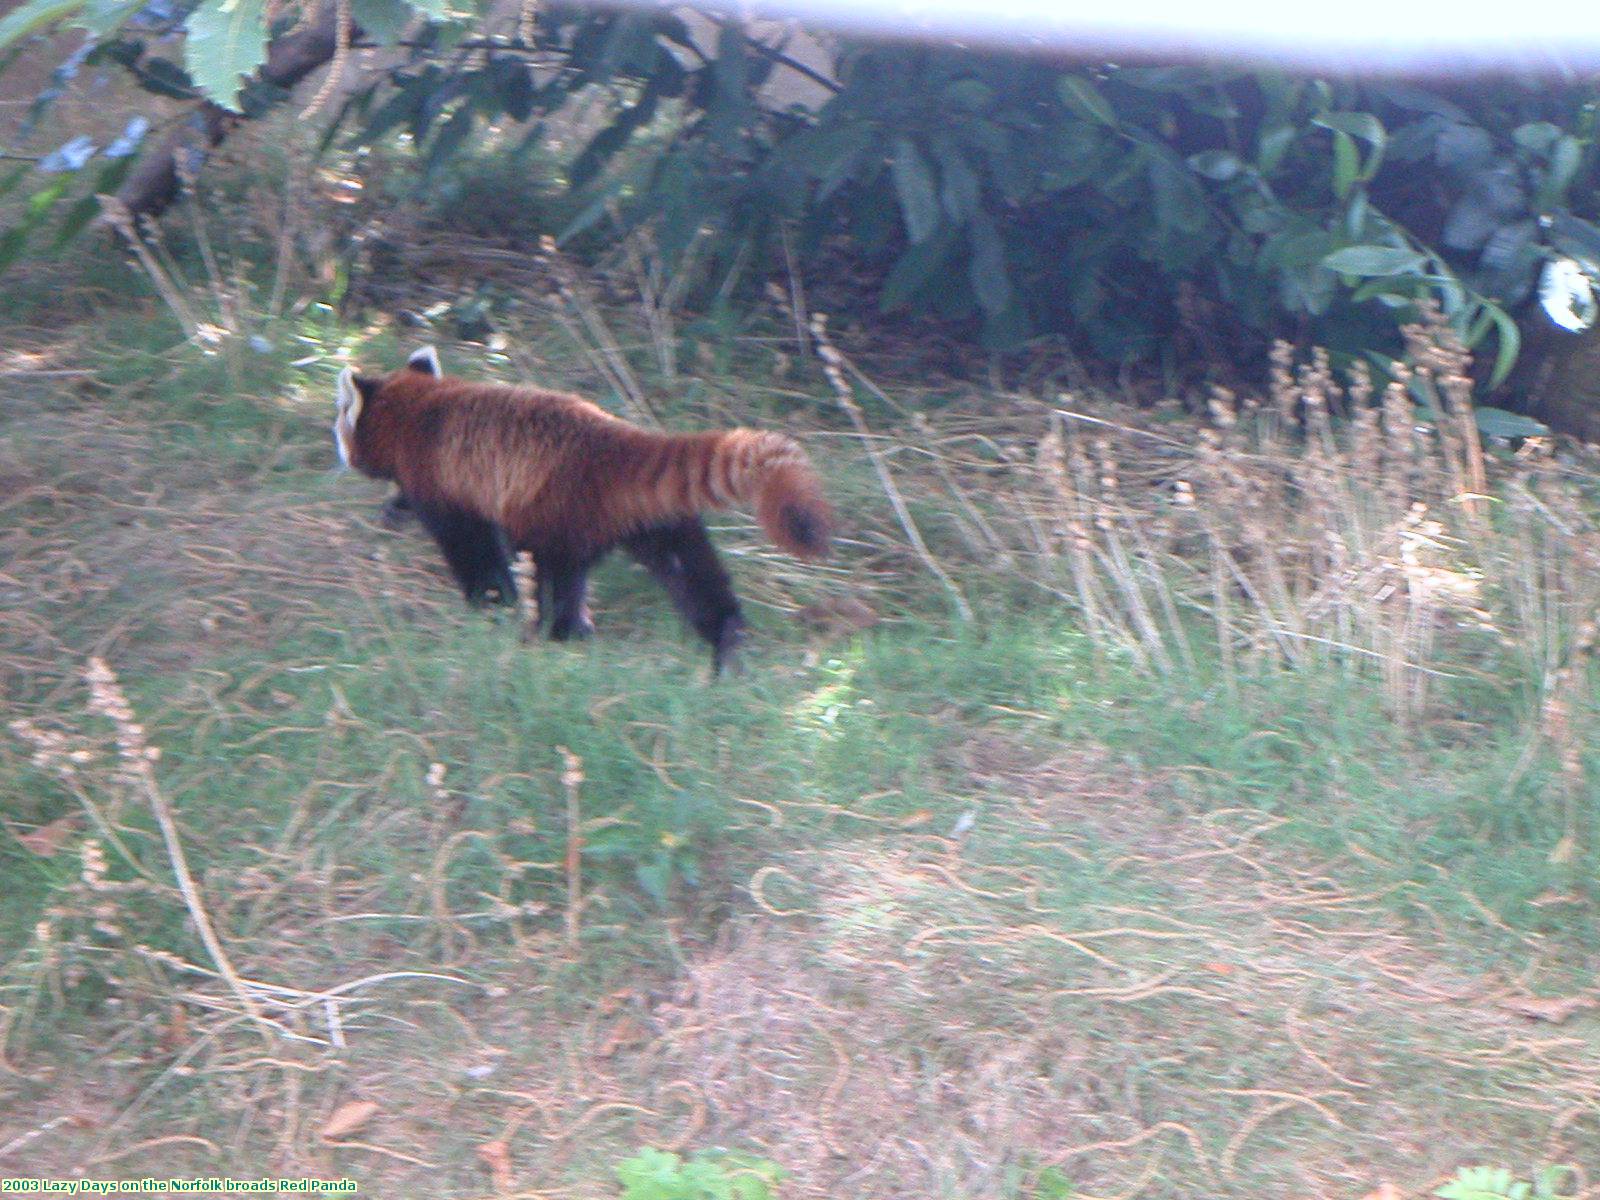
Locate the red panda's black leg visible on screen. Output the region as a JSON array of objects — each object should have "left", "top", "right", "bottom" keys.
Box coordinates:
[
  {"left": 379, "top": 489, "right": 415, "bottom": 530},
  {"left": 411, "top": 499, "right": 518, "bottom": 607},
  {"left": 537, "top": 553, "right": 597, "bottom": 641},
  {"left": 624, "top": 518, "right": 746, "bottom": 673}
]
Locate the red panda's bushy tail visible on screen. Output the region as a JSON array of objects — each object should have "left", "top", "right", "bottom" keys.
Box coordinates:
[{"left": 707, "top": 430, "right": 834, "bottom": 560}]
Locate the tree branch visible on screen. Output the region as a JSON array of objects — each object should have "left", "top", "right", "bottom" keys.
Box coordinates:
[
  {"left": 115, "top": 0, "right": 348, "bottom": 221},
  {"left": 747, "top": 38, "right": 841, "bottom": 95}
]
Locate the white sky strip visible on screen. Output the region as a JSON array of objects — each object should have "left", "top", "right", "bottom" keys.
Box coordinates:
[{"left": 629, "top": 0, "right": 1600, "bottom": 70}]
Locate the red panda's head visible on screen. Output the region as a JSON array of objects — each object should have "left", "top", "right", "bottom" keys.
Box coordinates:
[{"left": 332, "top": 346, "right": 444, "bottom": 470}]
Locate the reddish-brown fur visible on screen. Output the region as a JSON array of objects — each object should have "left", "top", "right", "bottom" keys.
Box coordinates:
[{"left": 348, "top": 371, "right": 833, "bottom": 560}]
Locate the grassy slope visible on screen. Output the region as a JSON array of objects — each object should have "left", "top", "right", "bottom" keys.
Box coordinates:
[{"left": 1, "top": 277, "right": 1597, "bottom": 1199}]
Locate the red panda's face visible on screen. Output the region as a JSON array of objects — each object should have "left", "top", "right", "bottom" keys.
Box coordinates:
[
  {"left": 333, "top": 367, "right": 366, "bottom": 469},
  {"left": 332, "top": 346, "right": 444, "bottom": 471}
]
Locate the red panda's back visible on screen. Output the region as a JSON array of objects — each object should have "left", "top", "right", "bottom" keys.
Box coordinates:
[{"left": 373, "top": 373, "right": 652, "bottom": 535}]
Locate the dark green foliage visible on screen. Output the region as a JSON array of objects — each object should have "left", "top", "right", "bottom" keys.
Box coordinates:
[
  {"left": 615, "top": 1148, "right": 786, "bottom": 1200},
  {"left": 9, "top": 0, "right": 1600, "bottom": 386},
  {"left": 414, "top": 29, "right": 1600, "bottom": 381}
]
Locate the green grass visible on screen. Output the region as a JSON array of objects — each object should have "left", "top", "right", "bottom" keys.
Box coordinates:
[{"left": 1, "top": 261, "right": 1598, "bottom": 1197}]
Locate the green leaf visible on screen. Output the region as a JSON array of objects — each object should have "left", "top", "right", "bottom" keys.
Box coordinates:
[
  {"left": 1535, "top": 1166, "right": 1578, "bottom": 1199},
  {"left": 617, "top": 1148, "right": 683, "bottom": 1193},
  {"left": 237, "top": 76, "right": 287, "bottom": 118},
  {"left": 1512, "top": 122, "right": 1561, "bottom": 155},
  {"left": 1441, "top": 193, "right": 1501, "bottom": 251},
  {"left": 76, "top": 0, "right": 148, "bottom": 38},
  {"left": 980, "top": 296, "right": 1031, "bottom": 350},
  {"left": 183, "top": 0, "right": 268, "bottom": 112},
  {"left": 1147, "top": 146, "right": 1208, "bottom": 234},
  {"left": 0, "top": 177, "right": 69, "bottom": 274},
  {"left": 942, "top": 78, "right": 993, "bottom": 113},
  {"left": 555, "top": 165, "right": 639, "bottom": 245},
  {"left": 53, "top": 156, "right": 133, "bottom": 248},
  {"left": 1321, "top": 245, "right": 1428, "bottom": 276},
  {"left": 789, "top": 122, "right": 873, "bottom": 176},
  {"left": 424, "top": 102, "right": 474, "bottom": 177},
  {"left": 968, "top": 213, "right": 1010, "bottom": 314},
  {"left": 1344, "top": 188, "right": 1370, "bottom": 239},
  {"left": 890, "top": 136, "right": 940, "bottom": 244},
  {"left": 360, "top": 79, "right": 424, "bottom": 142},
  {"left": 0, "top": 227, "right": 31, "bottom": 275},
  {"left": 1474, "top": 406, "right": 1549, "bottom": 439},
  {"left": 1111, "top": 65, "right": 1194, "bottom": 92},
  {"left": 1434, "top": 122, "right": 1495, "bottom": 171},
  {"left": 703, "top": 21, "right": 750, "bottom": 152},
  {"left": 1257, "top": 124, "right": 1295, "bottom": 173},
  {"left": 0, "top": 0, "right": 87, "bottom": 51},
  {"left": 350, "top": 0, "right": 416, "bottom": 45},
  {"left": 0, "top": 164, "right": 29, "bottom": 202},
  {"left": 1057, "top": 75, "right": 1116, "bottom": 127},
  {"left": 1188, "top": 150, "right": 1242, "bottom": 181},
  {"left": 1262, "top": 226, "right": 1340, "bottom": 269},
  {"left": 1317, "top": 112, "right": 1385, "bottom": 184},
  {"left": 1313, "top": 111, "right": 1386, "bottom": 147},
  {"left": 1331, "top": 129, "right": 1358, "bottom": 199},
  {"left": 1281, "top": 262, "right": 1337, "bottom": 315},
  {"left": 569, "top": 78, "right": 660, "bottom": 186},
  {"left": 1480, "top": 219, "right": 1538, "bottom": 273},
  {"left": 1372, "top": 83, "right": 1468, "bottom": 121},
  {"left": 1549, "top": 211, "right": 1600, "bottom": 262},
  {"left": 934, "top": 142, "right": 981, "bottom": 222},
  {"left": 786, "top": 122, "right": 876, "bottom": 202},
  {"left": 951, "top": 115, "right": 1009, "bottom": 157},
  {"left": 879, "top": 225, "right": 956, "bottom": 310},
  {"left": 1543, "top": 134, "right": 1582, "bottom": 204},
  {"left": 1435, "top": 1165, "right": 1519, "bottom": 1199},
  {"left": 1351, "top": 276, "right": 1426, "bottom": 304},
  {"left": 1482, "top": 302, "right": 1521, "bottom": 388},
  {"left": 488, "top": 55, "right": 535, "bottom": 121},
  {"left": 635, "top": 855, "right": 672, "bottom": 904},
  {"left": 979, "top": 125, "right": 1033, "bottom": 205}
]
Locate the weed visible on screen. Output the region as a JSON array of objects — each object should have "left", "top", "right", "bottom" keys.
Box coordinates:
[
  {"left": 1436, "top": 1165, "right": 1579, "bottom": 1200},
  {"left": 615, "top": 1147, "right": 786, "bottom": 1200}
]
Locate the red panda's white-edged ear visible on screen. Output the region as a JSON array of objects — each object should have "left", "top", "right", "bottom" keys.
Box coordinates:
[
  {"left": 406, "top": 345, "right": 442, "bottom": 377},
  {"left": 335, "top": 367, "right": 364, "bottom": 414}
]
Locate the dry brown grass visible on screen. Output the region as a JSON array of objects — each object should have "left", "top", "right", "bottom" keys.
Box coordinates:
[
  {"left": 0, "top": 339, "right": 449, "bottom": 701},
  {"left": 807, "top": 304, "right": 1600, "bottom": 755}
]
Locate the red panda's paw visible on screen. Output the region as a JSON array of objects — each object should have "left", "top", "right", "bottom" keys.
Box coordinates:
[
  {"left": 711, "top": 612, "right": 746, "bottom": 677},
  {"left": 549, "top": 605, "right": 596, "bottom": 642}
]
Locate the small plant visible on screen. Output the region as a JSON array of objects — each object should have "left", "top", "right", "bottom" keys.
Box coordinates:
[
  {"left": 1436, "top": 1165, "right": 1578, "bottom": 1200},
  {"left": 1032, "top": 1166, "right": 1075, "bottom": 1199},
  {"left": 615, "top": 1147, "right": 786, "bottom": 1200}
]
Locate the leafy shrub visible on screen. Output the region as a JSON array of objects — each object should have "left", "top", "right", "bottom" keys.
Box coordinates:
[
  {"left": 615, "top": 1147, "right": 786, "bottom": 1200},
  {"left": 323, "top": 21, "right": 1600, "bottom": 388},
  {"left": 1436, "top": 1165, "right": 1578, "bottom": 1200},
  {"left": 9, "top": 1, "right": 1600, "bottom": 393},
  {"left": 565, "top": 44, "right": 1600, "bottom": 386}
]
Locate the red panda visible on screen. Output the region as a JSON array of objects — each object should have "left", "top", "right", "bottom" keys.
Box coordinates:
[{"left": 334, "top": 346, "right": 833, "bottom": 671}]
